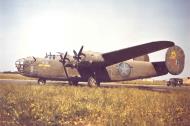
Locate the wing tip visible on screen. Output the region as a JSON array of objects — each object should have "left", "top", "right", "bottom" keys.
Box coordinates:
[{"left": 155, "top": 40, "right": 175, "bottom": 46}]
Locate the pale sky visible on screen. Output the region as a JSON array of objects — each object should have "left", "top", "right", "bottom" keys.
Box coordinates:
[{"left": 0, "top": 0, "right": 190, "bottom": 79}]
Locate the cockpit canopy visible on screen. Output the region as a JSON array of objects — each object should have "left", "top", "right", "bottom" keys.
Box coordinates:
[{"left": 24, "top": 56, "right": 36, "bottom": 65}]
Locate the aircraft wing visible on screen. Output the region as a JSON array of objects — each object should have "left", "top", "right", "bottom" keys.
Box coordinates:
[{"left": 102, "top": 41, "right": 174, "bottom": 66}]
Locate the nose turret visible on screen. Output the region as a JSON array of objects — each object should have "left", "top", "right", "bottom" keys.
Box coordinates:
[
  {"left": 15, "top": 58, "right": 25, "bottom": 72},
  {"left": 15, "top": 56, "right": 36, "bottom": 73}
]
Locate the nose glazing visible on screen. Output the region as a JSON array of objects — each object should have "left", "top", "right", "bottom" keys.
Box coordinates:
[
  {"left": 15, "top": 57, "right": 36, "bottom": 73},
  {"left": 15, "top": 58, "right": 25, "bottom": 72}
]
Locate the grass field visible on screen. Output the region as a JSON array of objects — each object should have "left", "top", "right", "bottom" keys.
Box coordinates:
[
  {"left": 0, "top": 82, "right": 190, "bottom": 126},
  {"left": 121, "top": 80, "right": 166, "bottom": 85},
  {"left": 0, "top": 73, "right": 34, "bottom": 80}
]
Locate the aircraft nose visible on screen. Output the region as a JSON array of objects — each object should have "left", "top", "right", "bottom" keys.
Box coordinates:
[
  {"left": 15, "top": 56, "right": 36, "bottom": 72},
  {"left": 15, "top": 58, "right": 25, "bottom": 72}
]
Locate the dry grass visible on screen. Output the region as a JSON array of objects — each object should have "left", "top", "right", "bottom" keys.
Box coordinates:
[
  {"left": 0, "top": 73, "right": 34, "bottom": 80},
  {"left": 0, "top": 83, "right": 190, "bottom": 126},
  {"left": 123, "top": 79, "right": 190, "bottom": 86},
  {"left": 122, "top": 80, "right": 166, "bottom": 85}
]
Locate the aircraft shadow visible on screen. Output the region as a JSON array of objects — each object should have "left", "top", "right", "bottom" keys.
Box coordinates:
[{"left": 50, "top": 82, "right": 171, "bottom": 93}]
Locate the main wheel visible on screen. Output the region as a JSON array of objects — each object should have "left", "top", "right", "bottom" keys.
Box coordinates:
[
  {"left": 38, "top": 78, "right": 46, "bottom": 85},
  {"left": 69, "top": 80, "right": 78, "bottom": 86},
  {"left": 88, "top": 76, "right": 100, "bottom": 87},
  {"left": 167, "top": 82, "right": 170, "bottom": 86}
]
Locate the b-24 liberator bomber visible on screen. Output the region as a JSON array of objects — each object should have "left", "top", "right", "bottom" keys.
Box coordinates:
[{"left": 15, "top": 41, "right": 185, "bottom": 87}]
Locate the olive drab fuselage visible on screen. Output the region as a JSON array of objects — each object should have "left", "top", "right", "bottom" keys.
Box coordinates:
[
  {"left": 17, "top": 56, "right": 167, "bottom": 82},
  {"left": 15, "top": 41, "right": 185, "bottom": 85}
]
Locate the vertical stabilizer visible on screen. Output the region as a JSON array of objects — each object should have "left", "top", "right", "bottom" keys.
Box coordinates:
[{"left": 165, "top": 45, "right": 185, "bottom": 75}]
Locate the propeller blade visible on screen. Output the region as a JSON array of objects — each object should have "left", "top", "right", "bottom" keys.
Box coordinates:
[
  {"left": 58, "top": 52, "right": 70, "bottom": 65},
  {"left": 60, "top": 54, "right": 63, "bottom": 60},
  {"left": 63, "top": 52, "right": 67, "bottom": 60},
  {"left": 32, "top": 56, "right": 36, "bottom": 62},
  {"left": 73, "top": 46, "right": 84, "bottom": 63},
  {"left": 78, "top": 46, "right": 84, "bottom": 56},
  {"left": 73, "top": 50, "right": 78, "bottom": 57},
  {"left": 57, "top": 52, "right": 63, "bottom": 59}
]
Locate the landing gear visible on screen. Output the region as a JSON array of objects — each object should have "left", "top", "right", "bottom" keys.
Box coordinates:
[
  {"left": 88, "top": 76, "right": 100, "bottom": 87},
  {"left": 38, "top": 78, "right": 46, "bottom": 85},
  {"left": 69, "top": 79, "right": 78, "bottom": 86}
]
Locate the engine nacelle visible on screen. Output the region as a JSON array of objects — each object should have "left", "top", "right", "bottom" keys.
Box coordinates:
[
  {"left": 165, "top": 45, "right": 185, "bottom": 75},
  {"left": 133, "top": 54, "right": 149, "bottom": 62}
]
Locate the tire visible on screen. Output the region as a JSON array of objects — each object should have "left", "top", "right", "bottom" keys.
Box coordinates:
[
  {"left": 38, "top": 78, "right": 46, "bottom": 85},
  {"left": 178, "top": 82, "right": 182, "bottom": 87},
  {"left": 167, "top": 82, "right": 170, "bottom": 86},
  {"left": 172, "top": 83, "right": 176, "bottom": 87},
  {"left": 88, "top": 76, "right": 100, "bottom": 87},
  {"left": 69, "top": 80, "right": 78, "bottom": 86}
]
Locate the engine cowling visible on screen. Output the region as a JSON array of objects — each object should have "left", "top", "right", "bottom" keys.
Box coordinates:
[
  {"left": 133, "top": 55, "right": 149, "bottom": 62},
  {"left": 165, "top": 45, "right": 185, "bottom": 75}
]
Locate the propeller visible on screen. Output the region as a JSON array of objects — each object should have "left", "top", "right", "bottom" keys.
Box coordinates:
[
  {"left": 33, "top": 56, "right": 36, "bottom": 62},
  {"left": 57, "top": 52, "right": 71, "bottom": 82},
  {"left": 58, "top": 52, "right": 70, "bottom": 65},
  {"left": 73, "top": 46, "right": 84, "bottom": 62}
]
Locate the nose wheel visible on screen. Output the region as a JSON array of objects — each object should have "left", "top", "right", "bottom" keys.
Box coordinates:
[{"left": 38, "top": 78, "right": 46, "bottom": 85}]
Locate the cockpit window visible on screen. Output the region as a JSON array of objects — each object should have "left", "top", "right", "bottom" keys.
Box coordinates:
[{"left": 25, "top": 57, "right": 36, "bottom": 65}]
